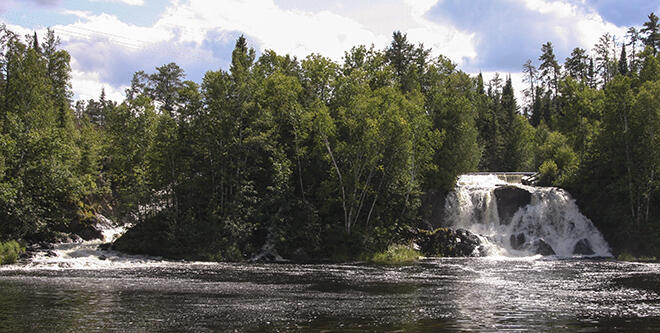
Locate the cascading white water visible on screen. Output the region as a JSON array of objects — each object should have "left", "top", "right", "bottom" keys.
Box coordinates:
[
  {"left": 443, "top": 174, "right": 612, "bottom": 257},
  {"left": 5, "top": 216, "right": 167, "bottom": 270}
]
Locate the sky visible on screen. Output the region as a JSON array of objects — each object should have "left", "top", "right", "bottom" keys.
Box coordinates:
[{"left": 0, "top": 0, "right": 658, "bottom": 102}]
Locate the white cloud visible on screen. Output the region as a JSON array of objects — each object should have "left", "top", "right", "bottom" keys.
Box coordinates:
[
  {"left": 156, "top": 0, "right": 476, "bottom": 64},
  {"left": 71, "top": 69, "right": 127, "bottom": 101},
  {"left": 54, "top": 12, "right": 171, "bottom": 48},
  {"left": 2, "top": 0, "right": 636, "bottom": 103},
  {"left": 522, "top": 0, "right": 627, "bottom": 54},
  {"left": 89, "top": 0, "right": 145, "bottom": 6}
]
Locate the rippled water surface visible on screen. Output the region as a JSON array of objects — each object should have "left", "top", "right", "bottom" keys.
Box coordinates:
[{"left": 1, "top": 258, "right": 659, "bottom": 332}]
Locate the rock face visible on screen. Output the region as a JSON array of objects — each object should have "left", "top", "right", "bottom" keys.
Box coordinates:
[
  {"left": 573, "top": 238, "right": 595, "bottom": 255},
  {"left": 531, "top": 239, "right": 556, "bottom": 256},
  {"left": 420, "top": 189, "right": 449, "bottom": 229},
  {"left": 417, "top": 228, "right": 484, "bottom": 257},
  {"left": 493, "top": 186, "right": 531, "bottom": 225},
  {"left": 510, "top": 233, "right": 526, "bottom": 250},
  {"left": 70, "top": 214, "right": 114, "bottom": 241}
]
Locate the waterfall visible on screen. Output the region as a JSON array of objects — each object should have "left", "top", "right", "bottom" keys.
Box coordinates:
[
  {"left": 443, "top": 174, "right": 612, "bottom": 257},
  {"left": 5, "top": 217, "right": 166, "bottom": 270}
]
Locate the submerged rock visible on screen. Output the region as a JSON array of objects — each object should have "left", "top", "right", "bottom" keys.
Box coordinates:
[
  {"left": 573, "top": 238, "right": 595, "bottom": 255},
  {"left": 493, "top": 186, "right": 532, "bottom": 225},
  {"left": 531, "top": 239, "right": 555, "bottom": 256}
]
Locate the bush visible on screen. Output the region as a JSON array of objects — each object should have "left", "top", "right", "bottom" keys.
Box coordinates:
[
  {"left": 368, "top": 244, "right": 420, "bottom": 265},
  {"left": 0, "top": 240, "right": 24, "bottom": 265},
  {"left": 538, "top": 160, "right": 558, "bottom": 186},
  {"left": 617, "top": 251, "right": 657, "bottom": 262}
]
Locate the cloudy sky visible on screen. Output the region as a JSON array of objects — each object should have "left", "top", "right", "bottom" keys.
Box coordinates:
[{"left": 1, "top": 0, "right": 658, "bottom": 101}]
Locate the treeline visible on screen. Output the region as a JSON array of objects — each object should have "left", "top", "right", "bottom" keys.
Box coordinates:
[{"left": 0, "top": 13, "right": 658, "bottom": 260}]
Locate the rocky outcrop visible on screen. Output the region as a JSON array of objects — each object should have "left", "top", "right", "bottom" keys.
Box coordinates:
[
  {"left": 531, "top": 239, "right": 555, "bottom": 255},
  {"left": 70, "top": 214, "right": 114, "bottom": 241},
  {"left": 494, "top": 186, "right": 531, "bottom": 225},
  {"left": 573, "top": 238, "right": 595, "bottom": 255},
  {"left": 420, "top": 189, "right": 449, "bottom": 229},
  {"left": 416, "top": 228, "right": 485, "bottom": 257}
]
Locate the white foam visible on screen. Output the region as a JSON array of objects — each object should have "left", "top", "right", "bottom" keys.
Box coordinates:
[
  {"left": 1, "top": 218, "right": 175, "bottom": 271},
  {"left": 444, "top": 174, "right": 612, "bottom": 258}
]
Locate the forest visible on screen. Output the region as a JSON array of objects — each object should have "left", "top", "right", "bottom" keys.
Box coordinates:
[{"left": 0, "top": 13, "right": 658, "bottom": 261}]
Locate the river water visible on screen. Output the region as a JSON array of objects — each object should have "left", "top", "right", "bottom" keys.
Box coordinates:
[{"left": 1, "top": 257, "right": 659, "bottom": 332}]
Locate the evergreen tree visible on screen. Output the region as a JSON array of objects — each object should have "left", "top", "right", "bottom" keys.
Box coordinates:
[
  {"left": 626, "top": 27, "right": 641, "bottom": 73},
  {"left": 619, "top": 44, "right": 628, "bottom": 76},
  {"left": 564, "top": 48, "right": 589, "bottom": 82},
  {"left": 521, "top": 59, "right": 538, "bottom": 114},
  {"left": 641, "top": 12, "right": 660, "bottom": 53},
  {"left": 539, "top": 42, "right": 561, "bottom": 97}
]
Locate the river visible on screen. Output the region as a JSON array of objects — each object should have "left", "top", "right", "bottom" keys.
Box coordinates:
[{"left": 1, "top": 257, "right": 659, "bottom": 332}]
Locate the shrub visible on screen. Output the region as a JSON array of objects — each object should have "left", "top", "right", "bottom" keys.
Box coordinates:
[
  {"left": 0, "top": 240, "right": 24, "bottom": 265},
  {"left": 368, "top": 244, "right": 420, "bottom": 265},
  {"left": 538, "top": 160, "right": 558, "bottom": 186},
  {"left": 617, "top": 251, "right": 657, "bottom": 262}
]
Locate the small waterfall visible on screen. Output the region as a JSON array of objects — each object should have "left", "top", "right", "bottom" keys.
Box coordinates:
[
  {"left": 443, "top": 174, "right": 612, "bottom": 257},
  {"left": 6, "top": 217, "right": 166, "bottom": 270}
]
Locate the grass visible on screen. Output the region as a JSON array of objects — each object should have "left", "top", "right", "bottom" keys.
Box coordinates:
[
  {"left": 368, "top": 244, "right": 421, "bottom": 265},
  {"left": 0, "top": 240, "right": 24, "bottom": 265},
  {"left": 617, "top": 251, "right": 657, "bottom": 263}
]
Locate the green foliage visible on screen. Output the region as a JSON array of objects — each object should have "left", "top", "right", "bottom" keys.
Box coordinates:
[
  {"left": 0, "top": 26, "right": 97, "bottom": 241},
  {"left": 3, "top": 14, "right": 660, "bottom": 261},
  {"left": 538, "top": 160, "right": 558, "bottom": 186},
  {"left": 0, "top": 240, "right": 24, "bottom": 265},
  {"left": 368, "top": 244, "right": 420, "bottom": 265},
  {"left": 617, "top": 251, "right": 656, "bottom": 262}
]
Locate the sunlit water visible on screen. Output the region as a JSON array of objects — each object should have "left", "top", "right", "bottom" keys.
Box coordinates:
[{"left": 1, "top": 258, "right": 659, "bottom": 332}]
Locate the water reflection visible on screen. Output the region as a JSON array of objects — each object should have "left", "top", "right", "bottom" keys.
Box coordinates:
[{"left": 0, "top": 258, "right": 658, "bottom": 332}]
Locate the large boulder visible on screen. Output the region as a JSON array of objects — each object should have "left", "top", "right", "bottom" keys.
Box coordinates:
[
  {"left": 531, "top": 239, "right": 555, "bottom": 256},
  {"left": 494, "top": 186, "right": 531, "bottom": 225},
  {"left": 70, "top": 214, "right": 114, "bottom": 241},
  {"left": 417, "top": 228, "right": 483, "bottom": 257},
  {"left": 573, "top": 238, "right": 595, "bottom": 255}
]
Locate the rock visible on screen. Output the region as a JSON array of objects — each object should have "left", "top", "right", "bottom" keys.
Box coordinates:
[
  {"left": 420, "top": 188, "right": 449, "bottom": 229},
  {"left": 97, "top": 243, "right": 112, "bottom": 251},
  {"left": 531, "top": 239, "right": 555, "bottom": 256},
  {"left": 509, "top": 233, "right": 526, "bottom": 250},
  {"left": 522, "top": 174, "right": 539, "bottom": 186},
  {"left": 417, "top": 228, "right": 482, "bottom": 257},
  {"left": 573, "top": 238, "right": 595, "bottom": 255},
  {"left": 38, "top": 242, "right": 54, "bottom": 250},
  {"left": 98, "top": 255, "right": 107, "bottom": 260},
  {"left": 70, "top": 214, "right": 116, "bottom": 241},
  {"left": 45, "top": 250, "right": 58, "bottom": 257},
  {"left": 493, "top": 186, "right": 531, "bottom": 225}
]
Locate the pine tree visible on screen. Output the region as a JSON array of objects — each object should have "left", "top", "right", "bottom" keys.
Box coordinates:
[
  {"left": 619, "top": 44, "right": 628, "bottom": 76},
  {"left": 565, "top": 48, "right": 589, "bottom": 82},
  {"left": 641, "top": 12, "right": 660, "bottom": 54},
  {"left": 522, "top": 59, "right": 538, "bottom": 112},
  {"left": 538, "top": 42, "right": 560, "bottom": 97}
]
